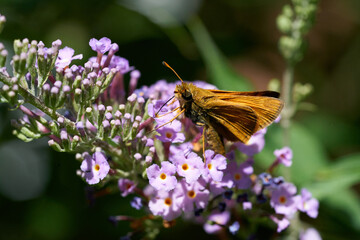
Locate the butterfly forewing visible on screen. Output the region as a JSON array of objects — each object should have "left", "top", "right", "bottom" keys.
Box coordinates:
[
  {"left": 208, "top": 89, "right": 281, "bottom": 98},
  {"left": 205, "top": 101, "right": 258, "bottom": 143},
  {"left": 214, "top": 95, "right": 283, "bottom": 132},
  {"left": 194, "top": 88, "right": 283, "bottom": 143}
]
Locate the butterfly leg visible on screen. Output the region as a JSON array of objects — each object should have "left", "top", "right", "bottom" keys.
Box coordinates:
[
  {"left": 202, "top": 128, "right": 206, "bottom": 160},
  {"left": 154, "top": 108, "right": 185, "bottom": 131},
  {"left": 155, "top": 106, "right": 180, "bottom": 118}
]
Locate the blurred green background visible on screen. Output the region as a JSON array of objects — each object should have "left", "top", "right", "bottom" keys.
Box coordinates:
[{"left": 0, "top": 0, "right": 360, "bottom": 239}]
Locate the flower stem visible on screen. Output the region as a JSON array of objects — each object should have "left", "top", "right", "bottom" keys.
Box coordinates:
[
  {"left": 281, "top": 63, "right": 294, "bottom": 182},
  {"left": 281, "top": 63, "right": 294, "bottom": 147}
]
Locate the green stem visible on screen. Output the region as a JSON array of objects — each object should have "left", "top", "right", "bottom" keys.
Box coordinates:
[
  {"left": 281, "top": 63, "right": 294, "bottom": 147},
  {"left": 281, "top": 63, "right": 295, "bottom": 183}
]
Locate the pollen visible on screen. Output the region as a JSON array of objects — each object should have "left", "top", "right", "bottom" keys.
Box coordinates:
[
  {"left": 279, "top": 195, "right": 287, "bottom": 204},
  {"left": 160, "top": 173, "right": 167, "bottom": 180},
  {"left": 165, "top": 132, "right": 173, "bottom": 138},
  {"left": 94, "top": 164, "right": 100, "bottom": 171},
  {"left": 187, "top": 190, "right": 196, "bottom": 199},
  {"left": 207, "top": 163, "right": 212, "bottom": 170},
  {"left": 234, "top": 173, "right": 242, "bottom": 180},
  {"left": 182, "top": 163, "right": 189, "bottom": 171},
  {"left": 164, "top": 198, "right": 172, "bottom": 206}
]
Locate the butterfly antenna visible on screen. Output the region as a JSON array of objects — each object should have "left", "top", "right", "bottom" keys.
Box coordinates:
[
  {"left": 155, "top": 95, "right": 175, "bottom": 117},
  {"left": 162, "top": 61, "right": 184, "bottom": 83}
]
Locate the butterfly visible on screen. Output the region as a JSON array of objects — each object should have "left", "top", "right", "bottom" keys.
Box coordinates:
[{"left": 158, "top": 62, "right": 284, "bottom": 155}]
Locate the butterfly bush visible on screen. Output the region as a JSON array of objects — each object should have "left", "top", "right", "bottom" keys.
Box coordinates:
[{"left": 0, "top": 12, "right": 320, "bottom": 240}]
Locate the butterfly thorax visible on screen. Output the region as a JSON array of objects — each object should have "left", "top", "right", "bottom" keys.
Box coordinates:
[{"left": 175, "top": 83, "right": 210, "bottom": 126}]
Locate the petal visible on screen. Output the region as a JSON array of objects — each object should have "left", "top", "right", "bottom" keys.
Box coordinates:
[{"left": 146, "top": 164, "right": 160, "bottom": 179}]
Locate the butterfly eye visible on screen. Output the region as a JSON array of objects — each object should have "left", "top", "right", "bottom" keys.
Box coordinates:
[{"left": 182, "top": 90, "right": 192, "bottom": 100}]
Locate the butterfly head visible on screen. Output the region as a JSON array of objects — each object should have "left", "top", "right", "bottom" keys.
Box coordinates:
[{"left": 175, "top": 82, "right": 193, "bottom": 102}]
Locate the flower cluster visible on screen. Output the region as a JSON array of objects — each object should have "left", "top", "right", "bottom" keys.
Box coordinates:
[
  {"left": 0, "top": 15, "right": 320, "bottom": 239},
  {"left": 143, "top": 92, "right": 319, "bottom": 234},
  {"left": 113, "top": 76, "right": 320, "bottom": 237}
]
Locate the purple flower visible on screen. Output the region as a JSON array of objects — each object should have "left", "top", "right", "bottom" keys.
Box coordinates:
[
  {"left": 55, "top": 46, "right": 83, "bottom": 69},
  {"left": 129, "top": 70, "right": 141, "bottom": 95},
  {"left": 146, "top": 161, "right": 177, "bottom": 191},
  {"left": 80, "top": 152, "right": 110, "bottom": 185},
  {"left": 229, "top": 221, "right": 240, "bottom": 235},
  {"left": 295, "top": 188, "right": 319, "bottom": 218},
  {"left": 300, "top": 228, "right": 322, "bottom": 240},
  {"left": 169, "top": 142, "right": 193, "bottom": 162},
  {"left": 274, "top": 115, "right": 281, "bottom": 123},
  {"left": 149, "top": 80, "right": 177, "bottom": 101},
  {"left": 156, "top": 120, "right": 185, "bottom": 143},
  {"left": 88, "top": 55, "right": 131, "bottom": 73},
  {"left": 109, "top": 56, "right": 130, "bottom": 73},
  {"left": 270, "top": 215, "right": 290, "bottom": 233},
  {"left": 174, "top": 179, "right": 210, "bottom": 213},
  {"left": 89, "top": 37, "right": 112, "bottom": 54},
  {"left": 118, "top": 178, "right": 137, "bottom": 197},
  {"left": 130, "top": 197, "right": 143, "bottom": 210},
  {"left": 223, "top": 159, "right": 253, "bottom": 189},
  {"left": 258, "top": 172, "right": 272, "bottom": 186},
  {"left": 148, "top": 189, "right": 182, "bottom": 221},
  {"left": 202, "top": 150, "right": 227, "bottom": 182},
  {"left": 270, "top": 182, "right": 298, "bottom": 216},
  {"left": 143, "top": 185, "right": 156, "bottom": 199},
  {"left": 193, "top": 81, "right": 217, "bottom": 90},
  {"left": 171, "top": 151, "right": 203, "bottom": 184},
  {"left": 270, "top": 176, "right": 285, "bottom": 187},
  {"left": 148, "top": 100, "right": 180, "bottom": 125},
  {"left": 274, "top": 146, "right": 293, "bottom": 167},
  {"left": 243, "top": 201, "right": 252, "bottom": 210},
  {"left": 234, "top": 128, "right": 266, "bottom": 156},
  {"left": 145, "top": 137, "right": 154, "bottom": 147},
  {"left": 203, "top": 211, "right": 230, "bottom": 234}
]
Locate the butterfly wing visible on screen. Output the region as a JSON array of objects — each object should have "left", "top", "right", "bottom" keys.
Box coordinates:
[
  {"left": 204, "top": 100, "right": 259, "bottom": 143},
  {"left": 208, "top": 89, "right": 280, "bottom": 98},
  {"left": 215, "top": 95, "right": 283, "bottom": 132},
  {"left": 198, "top": 92, "right": 283, "bottom": 143}
]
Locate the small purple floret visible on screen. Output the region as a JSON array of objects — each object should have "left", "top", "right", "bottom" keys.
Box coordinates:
[{"left": 80, "top": 152, "right": 110, "bottom": 185}]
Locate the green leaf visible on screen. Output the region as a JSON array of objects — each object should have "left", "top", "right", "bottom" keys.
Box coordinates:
[
  {"left": 187, "top": 16, "right": 252, "bottom": 91},
  {"left": 305, "top": 153, "right": 360, "bottom": 199},
  {"left": 318, "top": 153, "right": 360, "bottom": 179},
  {"left": 323, "top": 189, "right": 360, "bottom": 230},
  {"left": 300, "top": 111, "right": 360, "bottom": 153}
]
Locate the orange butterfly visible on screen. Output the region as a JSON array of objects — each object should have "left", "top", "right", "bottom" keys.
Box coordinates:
[{"left": 159, "top": 62, "right": 283, "bottom": 155}]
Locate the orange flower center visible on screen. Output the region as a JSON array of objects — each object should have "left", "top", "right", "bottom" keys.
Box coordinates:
[
  {"left": 160, "top": 173, "right": 167, "bottom": 180},
  {"left": 234, "top": 173, "right": 241, "bottom": 180},
  {"left": 187, "top": 190, "right": 196, "bottom": 198},
  {"left": 94, "top": 164, "right": 100, "bottom": 171},
  {"left": 182, "top": 164, "right": 189, "bottom": 171},
  {"left": 279, "top": 195, "right": 287, "bottom": 204},
  {"left": 164, "top": 198, "right": 172, "bottom": 206},
  {"left": 166, "top": 132, "right": 173, "bottom": 138},
  {"left": 207, "top": 163, "right": 212, "bottom": 170}
]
